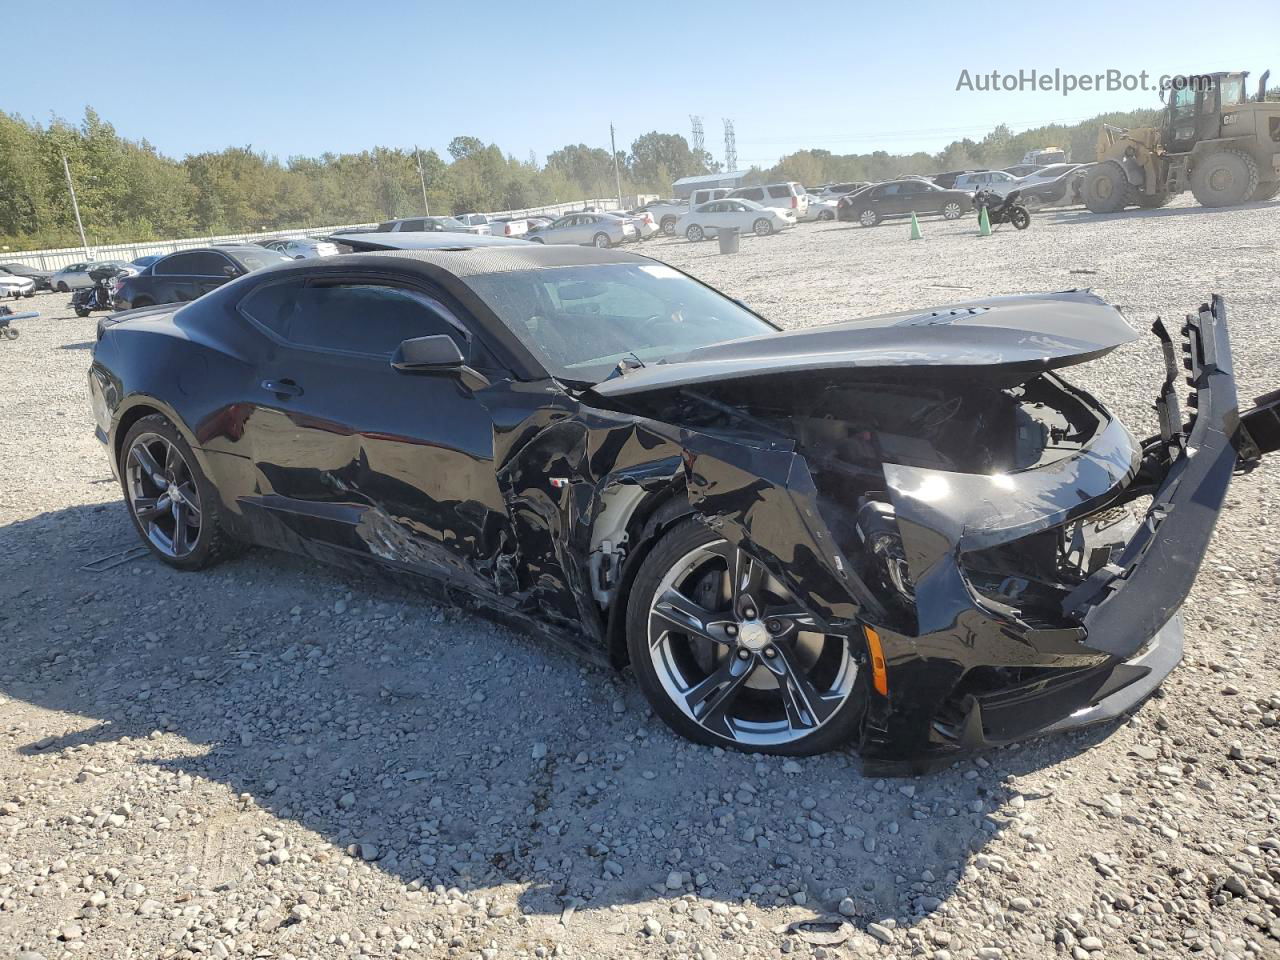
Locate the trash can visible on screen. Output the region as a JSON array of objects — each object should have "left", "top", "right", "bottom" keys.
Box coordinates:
[{"left": 718, "top": 226, "right": 740, "bottom": 254}]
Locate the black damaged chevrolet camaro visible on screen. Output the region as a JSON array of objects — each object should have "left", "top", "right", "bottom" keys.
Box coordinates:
[{"left": 88, "top": 239, "right": 1280, "bottom": 766}]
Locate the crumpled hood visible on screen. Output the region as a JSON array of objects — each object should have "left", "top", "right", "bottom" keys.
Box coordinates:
[{"left": 591, "top": 290, "right": 1137, "bottom": 397}]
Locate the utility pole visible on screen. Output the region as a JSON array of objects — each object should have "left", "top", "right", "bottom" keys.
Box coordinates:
[
  {"left": 610, "top": 123, "right": 623, "bottom": 210},
  {"left": 415, "top": 146, "right": 430, "bottom": 215},
  {"left": 62, "top": 152, "right": 90, "bottom": 258}
]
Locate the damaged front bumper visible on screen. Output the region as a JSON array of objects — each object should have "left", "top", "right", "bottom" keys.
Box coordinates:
[{"left": 860, "top": 296, "right": 1273, "bottom": 767}]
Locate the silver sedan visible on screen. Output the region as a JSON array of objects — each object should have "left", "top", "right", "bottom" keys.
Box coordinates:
[{"left": 526, "top": 213, "right": 636, "bottom": 248}]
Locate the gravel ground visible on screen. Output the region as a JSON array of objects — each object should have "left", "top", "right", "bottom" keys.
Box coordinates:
[{"left": 2, "top": 197, "right": 1278, "bottom": 960}]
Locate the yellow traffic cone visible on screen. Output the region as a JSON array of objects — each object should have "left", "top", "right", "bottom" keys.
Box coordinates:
[
  {"left": 978, "top": 205, "right": 992, "bottom": 237},
  {"left": 909, "top": 211, "right": 922, "bottom": 240}
]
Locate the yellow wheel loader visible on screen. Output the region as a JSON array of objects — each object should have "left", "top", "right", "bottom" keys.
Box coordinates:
[{"left": 1082, "top": 70, "right": 1280, "bottom": 213}]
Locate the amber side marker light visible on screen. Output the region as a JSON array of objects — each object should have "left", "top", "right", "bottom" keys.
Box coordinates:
[{"left": 864, "top": 625, "right": 889, "bottom": 696}]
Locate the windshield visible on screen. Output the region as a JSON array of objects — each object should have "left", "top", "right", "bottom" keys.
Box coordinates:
[{"left": 465, "top": 263, "right": 776, "bottom": 383}]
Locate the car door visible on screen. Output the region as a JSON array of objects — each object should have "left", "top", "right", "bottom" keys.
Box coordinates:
[
  {"left": 234, "top": 274, "right": 517, "bottom": 594},
  {"left": 871, "top": 184, "right": 900, "bottom": 215},
  {"left": 150, "top": 251, "right": 215, "bottom": 303}
]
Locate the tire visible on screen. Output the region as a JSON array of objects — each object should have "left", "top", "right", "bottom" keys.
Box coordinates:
[
  {"left": 857, "top": 208, "right": 879, "bottom": 227},
  {"left": 1009, "top": 206, "right": 1031, "bottom": 230},
  {"left": 57, "top": 282, "right": 69, "bottom": 293},
  {"left": 592, "top": 232, "right": 611, "bottom": 248},
  {"left": 529, "top": 237, "right": 545, "bottom": 244},
  {"left": 626, "top": 518, "right": 865, "bottom": 756},
  {"left": 660, "top": 216, "right": 677, "bottom": 236},
  {"left": 2, "top": 327, "right": 17, "bottom": 340},
  {"left": 685, "top": 224, "right": 705, "bottom": 242},
  {"left": 1190, "top": 150, "right": 1258, "bottom": 208},
  {"left": 941, "top": 201, "right": 964, "bottom": 220},
  {"left": 75, "top": 307, "right": 90, "bottom": 317},
  {"left": 119, "top": 414, "right": 240, "bottom": 571},
  {"left": 818, "top": 210, "right": 834, "bottom": 221},
  {"left": 1082, "top": 160, "right": 1131, "bottom": 213},
  {"left": 1250, "top": 180, "right": 1280, "bottom": 202},
  {"left": 752, "top": 218, "right": 773, "bottom": 237},
  {"left": 1137, "top": 192, "right": 1173, "bottom": 209}
]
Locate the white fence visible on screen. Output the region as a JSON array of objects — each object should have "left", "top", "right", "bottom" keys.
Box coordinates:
[{"left": 8, "top": 199, "right": 623, "bottom": 271}]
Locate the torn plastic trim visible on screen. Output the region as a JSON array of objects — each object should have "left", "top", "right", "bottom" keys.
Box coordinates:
[{"left": 1060, "top": 296, "right": 1241, "bottom": 657}]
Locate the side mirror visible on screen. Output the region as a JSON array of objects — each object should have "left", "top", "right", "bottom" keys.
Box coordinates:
[
  {"left": 392, "top": 334, "right": 465, "bottom": 371},
  {"left": 392, "top": 335, "right": 491, "bottom": 389}
]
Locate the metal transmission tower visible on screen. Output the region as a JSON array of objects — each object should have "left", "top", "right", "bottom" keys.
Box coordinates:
[
  {"left": 723, "top": 119, "right": 737, "bottom": 172},
  {"left": 689, "top": 115, "right": 705, "bottom": 156}
]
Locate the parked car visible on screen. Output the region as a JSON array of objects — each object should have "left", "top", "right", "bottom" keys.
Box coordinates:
[
  {"left": 50, "top": 260, "right": 134, "bottom": 292},
  {"left": 1012, "top": 163, "right": 1083, "bottom": 191},
  {"left": 931, "top": 170, "right": 981, "bottom": 189},
  {"left": 87, "top": 245, "right": 1280, "bottom": 761},
  {"left": 801, "top": 195, "right": 840, "bottom": 221},
  {"left": 613, "top": 210, "right": 660, "bottom": 240},
  {"left": 1002, "top": 163, "right": 1039, "bottom": 178},
  {"left": 1017, "top": 164, "right": 1092, "bottom": 209},
  {"left": 728, "top": 182, "right": 809, "bottom": 219},
  {"left": 644, "top": 190, "right": 734, "bottom": 236},
  {"left": 376, "top": 216, "right": 483, "bottom": 235},
  {"left": 815, "top": 182, "right": 870, "bottom": 199},
  {"left": 260, "top": 237, "right": 341, "bottom": 259},
  {"left": 0, "top": 273, "right": 36, "bottom": 298},
  {"left": 454, "top": 213, "right": 495, "bottom": 234},
  {"left": 950, "top": 170, "right": 1021, "bottom": 195},
  {"left": 838, "top": 180, "right": 974, "bottom": 226},
  {"left": 488, "top": 218, "right": 530, "bottom": 239},
  {"left": 0, "top": 261, "right": 54, "bottom": 291},
  {"left": 526, "top": 212, "right": 635, "bottom": 247},
  {"left": 675, "top": 198, "right": 795, "bottom": 240},
  {"left": 113, "top": 246, "right": 291, "bottom": 309}
]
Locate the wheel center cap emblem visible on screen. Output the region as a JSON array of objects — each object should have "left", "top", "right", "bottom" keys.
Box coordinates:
[{"left": 738, "top": 619, "right": 769, "bottom": 651}]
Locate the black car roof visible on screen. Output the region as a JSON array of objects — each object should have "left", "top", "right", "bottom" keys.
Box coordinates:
[{"left": 331, "top": 244, "right": 651, "bottom": 277}]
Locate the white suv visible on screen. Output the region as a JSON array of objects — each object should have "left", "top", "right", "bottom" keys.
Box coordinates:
[{"left": 728, "top": 182, "right": 809, "bottom": 219}]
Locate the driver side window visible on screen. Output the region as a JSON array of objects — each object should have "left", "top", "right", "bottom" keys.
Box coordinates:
[{"left": 240, "top": 280, "right": 467, "bottom": 359}]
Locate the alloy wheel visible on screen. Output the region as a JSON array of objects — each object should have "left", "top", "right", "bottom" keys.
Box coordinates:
[
  {"left": 125, "top": 433, "right": 202, "bottom": 559},
  {"left": 646, "top": 539, "right": 857, "bottom": 747},
  {"left": 859, "top": 209, "right": 877, "bottom": 227},
  {"left": 943, "top": 202, "right": 962, "bottom": 220}
]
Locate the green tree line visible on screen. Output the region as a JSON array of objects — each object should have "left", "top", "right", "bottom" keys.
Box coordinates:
[{"left": 2, "top": 104, "right": 1163, "bottom": 252}]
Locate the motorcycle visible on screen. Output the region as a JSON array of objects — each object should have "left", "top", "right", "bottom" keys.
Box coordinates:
[
  {"left": 73, "top": 265, "right": 127, "bottom": 317},
  {"left": 974, "top": 188, "right": 1031, "bottom": 230}
]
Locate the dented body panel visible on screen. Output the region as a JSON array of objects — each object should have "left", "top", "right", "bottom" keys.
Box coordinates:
[{"left": 87, "top": 246, "right": 1277, "bottom": 764}]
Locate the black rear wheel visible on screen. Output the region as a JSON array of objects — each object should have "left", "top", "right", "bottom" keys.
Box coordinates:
[
  {"left": 1010, "top": 206, "right": 1031, "bottom": 230},
  {"left": 626, "top": 519, "right": 864, "bottom": 755},
  {"left": 119, "top": 414, "right": 240, "bottom": 571}
]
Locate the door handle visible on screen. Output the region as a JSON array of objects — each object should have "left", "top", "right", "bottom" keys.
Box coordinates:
[{"left": 261, "top": 378, "right": 303, "bottom": 399}]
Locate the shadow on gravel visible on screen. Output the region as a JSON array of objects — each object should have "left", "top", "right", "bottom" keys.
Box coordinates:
[
  {"left": 58, "top": 340, "right": 96, "bottom": 350},
  {"left": 2, "top": 501, "right": 1126, "bottom": 933},
  {"left": 1042, "top": 198, "right": 1279, "bottom": 227}
]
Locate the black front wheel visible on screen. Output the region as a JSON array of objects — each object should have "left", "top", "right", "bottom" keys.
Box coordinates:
[{"left": 626, "top": 519, "right": 865, "bottom": 756}]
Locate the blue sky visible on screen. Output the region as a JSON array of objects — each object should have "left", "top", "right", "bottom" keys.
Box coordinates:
[{"left": 7, "top": 0, "right": 1279, "bottom": 166}]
